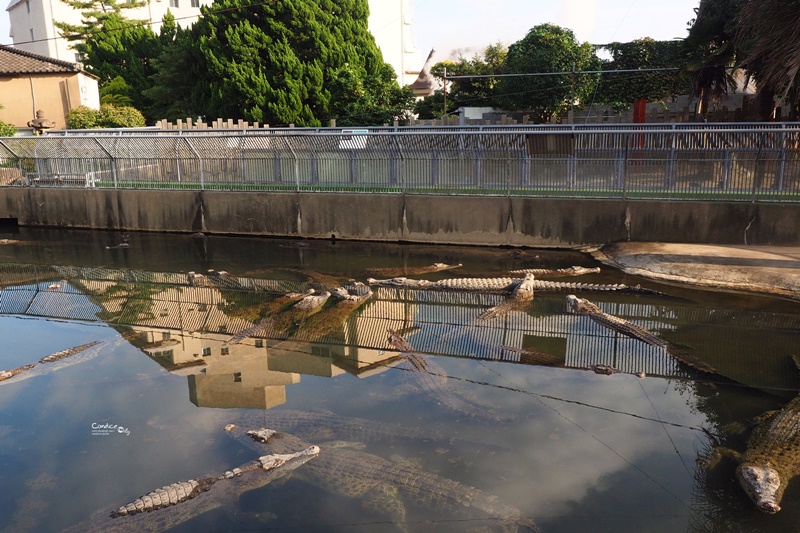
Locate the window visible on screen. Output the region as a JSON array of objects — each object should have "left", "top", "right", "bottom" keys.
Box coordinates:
[
  {"left": 74, "top": 53, "right": 82, "bottom": 63},
  {"left": 255, "top": 339, "right": 263, "bottom": 348},
  {"left": 221, "top": 347, "right": 229, "bottom": 356},
  {"left": 233, "top": 372, "right": 242, "bottom": 383},
  {"left": 162, "top": 331, "right": 171, "bottom": 340},
  {"left": 191, "top": 0, "right": 199, "bottom": 7},
  {"left": 169, "top": 0, "right": 179, "bottom": 7},
  {"left": 202, "top": 347, "right": 211, "bottom": 356}
]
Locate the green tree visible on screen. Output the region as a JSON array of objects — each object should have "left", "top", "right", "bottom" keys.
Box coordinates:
[
  {"left": 414, "top": 44, "right": 507, "bottom": 120},
  {"left": 77, "top": 13, "right": 161, "bottom": 117},
  {"left": 144, "top": 20, "right": 198, "bottom": 122},
  {"left": 595, "top": 39, "right": 690, "bottom": 110},
  {"left": 189, "top": 0, "right": 404, "bottom": 126},
  {"left": 499, "top": 24, "right": 599, "bottom": 122},
  {"left": 327, "top": 62, "right": 415, "bottom": 126},
  {"left": 54, "top": 0, "right": 147, "bottom": 58},
  {"left": 0, "top": 104, "right": 17, "bottom": 136},
  {"left": 99, "top": 76, "right": 134, "bottom": 106}
]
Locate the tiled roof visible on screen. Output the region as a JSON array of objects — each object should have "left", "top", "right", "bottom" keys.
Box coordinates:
[{"left": 0, "top": 44, "right": 83, "bottom": 75}]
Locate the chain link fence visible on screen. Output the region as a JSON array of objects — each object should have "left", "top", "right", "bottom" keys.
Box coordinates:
[{"left": 1, "top": 123, "right": 798, "bottom": 202}]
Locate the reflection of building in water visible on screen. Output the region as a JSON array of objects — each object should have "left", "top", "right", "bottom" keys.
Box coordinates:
[{"left": 131, "top": 327, "right": 300, "bottom": 410}]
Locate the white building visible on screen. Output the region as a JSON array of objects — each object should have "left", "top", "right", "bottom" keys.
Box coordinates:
[{"left": 5, "top": 0, "right": 421, "bottom": 86}]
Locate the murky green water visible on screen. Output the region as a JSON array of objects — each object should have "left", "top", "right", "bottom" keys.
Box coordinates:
[{"left": 1, "top": 228, "right": 800, "bottom": 533}]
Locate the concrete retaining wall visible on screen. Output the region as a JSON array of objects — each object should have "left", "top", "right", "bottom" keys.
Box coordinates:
[{"left": 0, "top": 188, "right": 797, "bottom": 247}]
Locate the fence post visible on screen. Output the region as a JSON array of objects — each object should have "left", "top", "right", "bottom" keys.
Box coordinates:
[
  {"left": 285, "top": 136, "right": 299, "bottom": 191},
  {"left": 93, "top": 138, "right": 117, "bottom": 188},
  {"left": 776, "top": 125, "right": 787, "bottom": 192},
  {"left": 666, "top": 124, "right": 677, "bottom": 188},
  {"left": 184, "top": 138, "right": 203, "bottom": 190},
  {"left": 474, "top": 134, "right": 483, "bottom": 188}
]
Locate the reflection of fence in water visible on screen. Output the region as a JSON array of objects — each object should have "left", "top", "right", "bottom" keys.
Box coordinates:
[{"left": 2, "top": 264, "right": 799, "bottom": 381}]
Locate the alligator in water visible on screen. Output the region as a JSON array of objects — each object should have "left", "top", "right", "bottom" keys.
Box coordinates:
[
  {"left": 369, "top": 274, "right": 660, "bottom": 295},
  {"left": 365, "top": 262, "right": 463, "bottom": 277},
  {"left": 702, "top": 355, "right": 800, "bottom": 514},
  {"left": 230, "top": 409, "right": 513, "bottom": 464},
  {"left": 478, "top": 273, "right": 536, "bottom": 320},
  {"left": 509, "top": 266, "right": 601, "bottom": 277},
  {"left": 228, "top": 425, "right": 539, "bottom": 533},
  {"left": 0, "top": 340, "right": 107, "bottom": 384},
  {"left": 388, "top": 330, "right": 519, "bottom": 424},
  {"left": 565, "top": 294, "right": 718, "bottom": 375},
  {"left": 63, "top": 434, "right": 319, "bottom": 532}
]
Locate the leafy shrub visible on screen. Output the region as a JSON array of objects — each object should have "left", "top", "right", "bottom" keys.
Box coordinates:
[
  {"left": 66, "top": 106, "right": 101, "bottom": 129},
  {"left": 66, "top": 105, "right": 146, "bottom": 129},
  {"left": 99, "top": 105, "right": 145, "bottom": 128},
  {"left": 0, "top": 121, "right": 16, "bottom": 137}
]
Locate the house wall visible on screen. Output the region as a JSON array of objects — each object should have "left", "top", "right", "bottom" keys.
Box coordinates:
[
  {"left": 367, "top": 0, "right": 421, "bottom": 87},
  {"left": 0, "top": 72, "right": 99, "bottom": 128}
]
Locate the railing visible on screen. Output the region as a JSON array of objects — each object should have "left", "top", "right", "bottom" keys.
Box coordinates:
[{"left": 1, "top": 123, "right": 799, "bottom": 202}]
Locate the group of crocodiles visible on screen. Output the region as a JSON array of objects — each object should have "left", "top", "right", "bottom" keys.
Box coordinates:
[
  {"left": 6, "top": 262, "right": 799, "bottom": 523},
  {"left": 564, "top": 294, "right": 800, "bottom": 515},
  {"left": 66, "top": 413, "right": 539, "bottom": 532}
]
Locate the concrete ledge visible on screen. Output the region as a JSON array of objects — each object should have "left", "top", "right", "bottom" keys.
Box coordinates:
[{"left": 0, "top": 188, "right": 797, "bottom": 247}]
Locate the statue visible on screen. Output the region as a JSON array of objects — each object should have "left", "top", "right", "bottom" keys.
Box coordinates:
[{"left": 28, "top": 110, "right": 56, "bottom": 135}]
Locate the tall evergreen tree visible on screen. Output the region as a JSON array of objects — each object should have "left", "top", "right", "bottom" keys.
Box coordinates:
[
  {"left": 190, "top": 0, "right": 405, "bottom": 126},
  {"left": 54, "top": 0, "right": 147, "bottom": 58},
  {"left": 75, "top": 13, "right": 162, "bottom": 115},
  {"left": 144, "top": 14, "right": 198, "bottom": 121}
]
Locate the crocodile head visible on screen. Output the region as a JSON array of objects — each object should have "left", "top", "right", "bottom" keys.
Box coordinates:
[{"left": 736, "top": 463, "right": 783, "bottom": 513}]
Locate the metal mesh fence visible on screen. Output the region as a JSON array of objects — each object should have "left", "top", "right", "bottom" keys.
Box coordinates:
[{"left": 1, "top": 124, "right": 798, "bottom": 201}]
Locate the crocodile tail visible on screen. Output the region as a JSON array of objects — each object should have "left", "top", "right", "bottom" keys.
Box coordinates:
[
  {"left": 110, "top": 477, "right": 216, "bottom": 518},
  {"left": 505, "top": 516, "right": 540, "bottom": 533}
]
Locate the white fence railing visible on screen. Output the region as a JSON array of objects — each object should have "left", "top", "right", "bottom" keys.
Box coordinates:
[{"left": 1, "top": 123, "right": 799, "bottom": 202}]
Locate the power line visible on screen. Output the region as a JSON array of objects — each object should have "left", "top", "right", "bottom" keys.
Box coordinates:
[{"left": 444, "top": 67, "right": 681, "bottom": 80}]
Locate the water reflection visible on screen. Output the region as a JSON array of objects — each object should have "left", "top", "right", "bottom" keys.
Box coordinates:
[{"left": 0, "top": 242, "right": 799, "bottom": 532}]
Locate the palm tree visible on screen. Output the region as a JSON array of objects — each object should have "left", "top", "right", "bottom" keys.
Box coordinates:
[
  {"left": 683, "top": 0, "right": 740, "bottom": 119},
  {"left": 735, "top": 0, "right": 800, "bottom": 117}
]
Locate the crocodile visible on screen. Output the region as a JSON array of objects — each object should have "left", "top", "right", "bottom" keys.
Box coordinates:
[
  {"left": 63, "top": 435, "right": 319, "bottom": 532},
  {"left": 478, "top": 273, "right": 536, "bottom": 320},
  {"left": 500, "top": 346, "right": 646, "bottom": 377},
  {"left": 0, "top": 340, "right": 109, "bottom": 385},
  {"left": 368, "top": 274, "right": 660, "bottom": 294},
  {"left": 509, "top": 265, "right": 601, "bottom": 277},
  {"left": 703, "top": 355, "right": 800, "bottom": 514},
  {"left": 365, "top": 262, "right": 463, "bottom": 277},
  {"left": 228, "top": 425, "right": 539, "bottom": 533},
  {"left": 565, "top": 294, "right": 717, "bottom": 375},
  {"left": 388, "top": 330, "right": 518, "bottom": 424}
]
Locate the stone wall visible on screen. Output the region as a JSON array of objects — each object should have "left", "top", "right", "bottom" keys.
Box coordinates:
[{"left": 0, "top": 188, "right": 797, "bottom": 247}]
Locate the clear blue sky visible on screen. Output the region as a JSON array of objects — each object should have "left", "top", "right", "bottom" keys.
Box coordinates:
[{"left": 1, "top": 0, "right": 700, "bottom": 55}]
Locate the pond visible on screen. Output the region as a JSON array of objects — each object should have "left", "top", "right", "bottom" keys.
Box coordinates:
[{"left": 1, "top": 228, "right": 799, "bottom": 533}]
